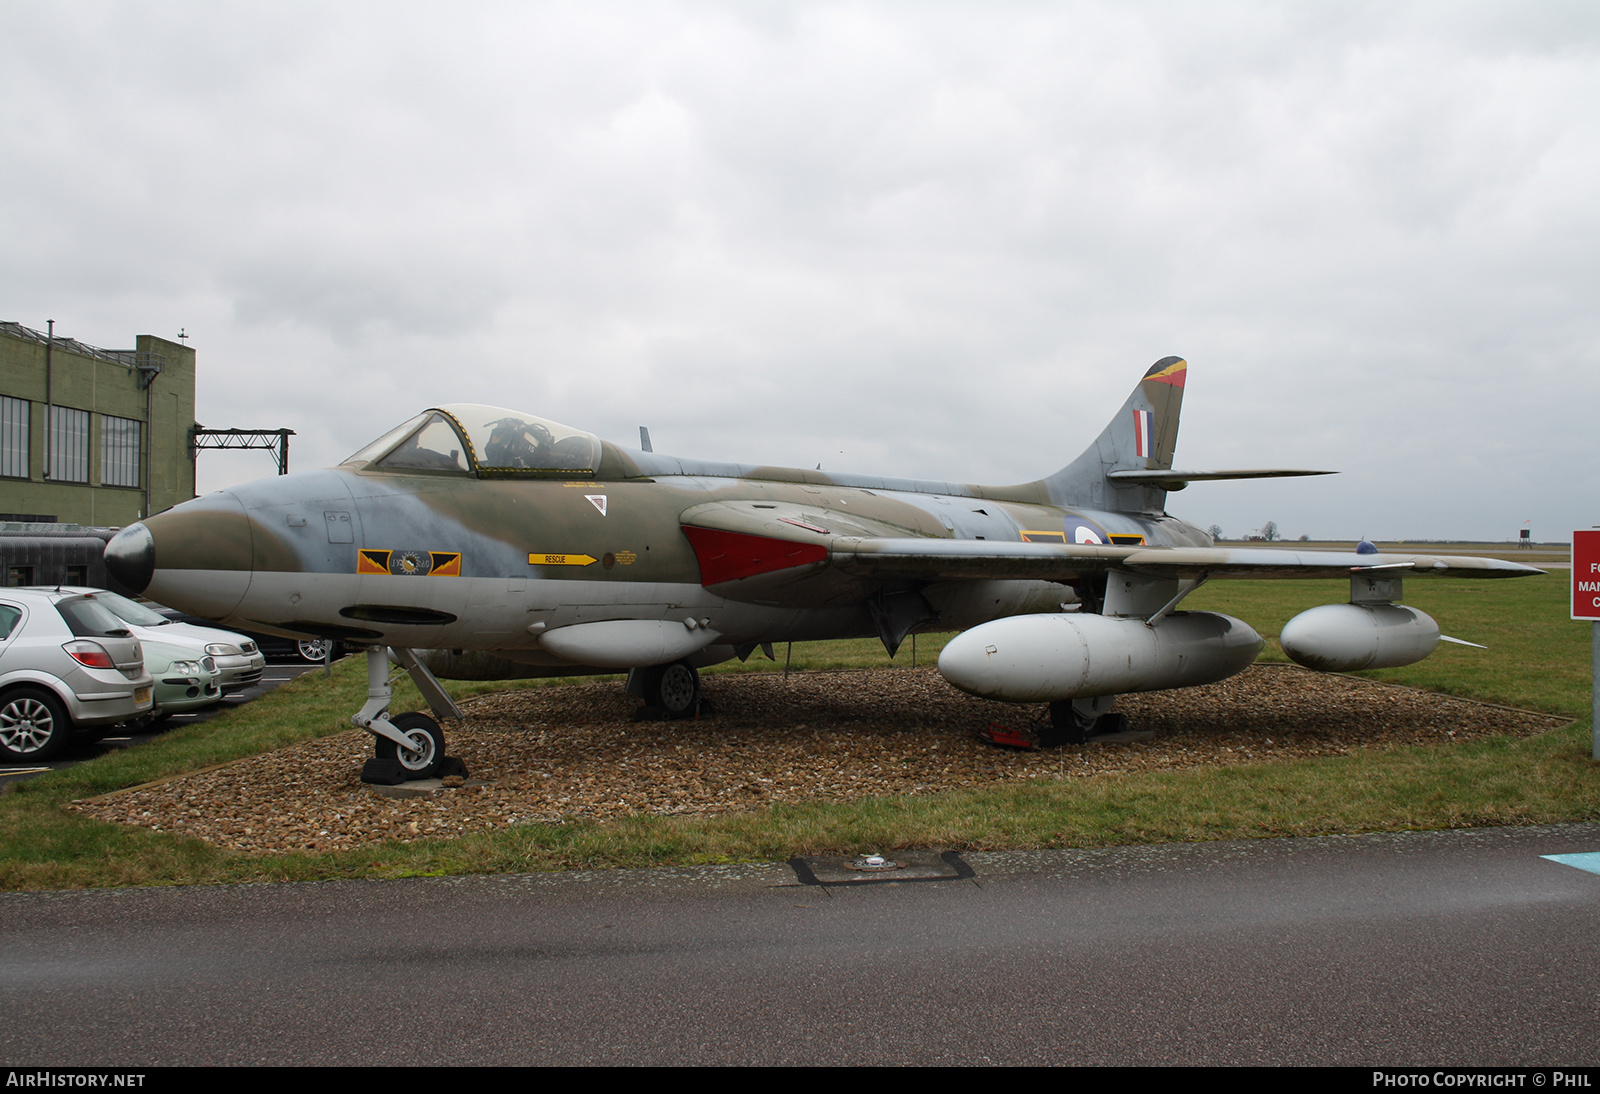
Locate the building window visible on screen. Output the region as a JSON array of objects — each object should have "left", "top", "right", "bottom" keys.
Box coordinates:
[
  {"left": 101, "top": 414, "right": 141, "bottom": 488},
  {"left": 0, "top": 396, "right": 26, "bottom": 478},
  {"left": 47, "top": 405, "right": 89, "bottom": 483}
]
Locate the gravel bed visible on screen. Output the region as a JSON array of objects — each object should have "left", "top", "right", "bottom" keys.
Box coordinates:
[{"left": 73, "top": 665, "right": 1567, "bottom": 855}]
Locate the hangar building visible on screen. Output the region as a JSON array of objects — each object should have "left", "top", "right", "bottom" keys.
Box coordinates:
[{"left": 0, "top": 320, "right": 197, "bottom": 529}]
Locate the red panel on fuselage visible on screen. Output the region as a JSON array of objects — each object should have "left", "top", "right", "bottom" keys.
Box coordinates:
[{"left": 681, "top": 526, "right": 829, "bottom": 586}]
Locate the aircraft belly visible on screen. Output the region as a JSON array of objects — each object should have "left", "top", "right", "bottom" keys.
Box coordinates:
[{"left": 924, "top": 579, "right": 1076, "bottom": 631}]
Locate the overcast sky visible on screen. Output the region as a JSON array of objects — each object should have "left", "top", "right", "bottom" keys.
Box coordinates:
[{"left": 4, "top": 1, "right": 1595, "bottom": 542}]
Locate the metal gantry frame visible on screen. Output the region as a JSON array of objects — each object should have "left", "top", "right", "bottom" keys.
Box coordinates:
[{"left": 189, "top": 426, "right": 296, "bottom": 476}]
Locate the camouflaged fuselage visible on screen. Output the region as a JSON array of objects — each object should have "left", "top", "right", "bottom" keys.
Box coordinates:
[{"left": 115, "top": 439, "right": 1209, "bottom": 661}]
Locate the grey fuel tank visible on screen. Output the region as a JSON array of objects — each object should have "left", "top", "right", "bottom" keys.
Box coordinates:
[{"left": 937, "top": 610, "right": 1263, "bottom": 703}]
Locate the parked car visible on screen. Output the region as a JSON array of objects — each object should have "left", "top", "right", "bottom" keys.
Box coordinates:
[
  {"left": 0, "top": 589, "right": 153, "bottom": 761},
  {"left": 152, "top": 607, "right": 344, "bottom": 665},
  {"left": 139, "top": 638, "right": 223, "bottom": 721},
  {"left": 31, "top": 589, "right": 266, "bottom": 692}
]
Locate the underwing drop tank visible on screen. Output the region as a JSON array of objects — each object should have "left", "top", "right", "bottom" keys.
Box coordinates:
[
  {"left": 1278, "top": 603, "right": 1440, "bottom": 672},
  {"left": 937, "top": 611, "right": 1263, "bottom": 703}
]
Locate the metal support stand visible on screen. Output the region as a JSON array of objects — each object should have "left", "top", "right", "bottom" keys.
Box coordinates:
[{"left": 189, "top": 426, "right": 296, "bottom": 475}]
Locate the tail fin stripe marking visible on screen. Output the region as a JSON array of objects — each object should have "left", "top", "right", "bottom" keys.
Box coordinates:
[{"left": 1145, "top": 359, "right": 1188, "bottom": 387}]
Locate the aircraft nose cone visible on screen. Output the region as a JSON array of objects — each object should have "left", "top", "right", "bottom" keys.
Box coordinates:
[
  {"left": 104, "top": 523, "right": 155, "bottom": 594},
  {"left": 134, "top": 490, "right": 257, "bottom": 620}
]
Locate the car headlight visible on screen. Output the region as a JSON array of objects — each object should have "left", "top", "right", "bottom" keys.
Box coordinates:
[
  {"left": 168, "top": 659, "right": 200, "bottom": 675},
  {"left": 205, "top": 643, "right": 242, "bottom": 656}
]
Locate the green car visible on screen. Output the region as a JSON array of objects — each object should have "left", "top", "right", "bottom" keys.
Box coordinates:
[{"left": 140, "top": 638, "right": 223, "bottom": 720}]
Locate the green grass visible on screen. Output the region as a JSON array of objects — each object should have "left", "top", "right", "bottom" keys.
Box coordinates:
[
  {"left": 0, "top": 571, "right": 1593, "bottom": 889},
  {"left": 1187, "top": 571, "right": 1587, "bottom": 716}
]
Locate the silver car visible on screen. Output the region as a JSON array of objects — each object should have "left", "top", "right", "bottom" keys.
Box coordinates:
[
  {"left": 35, "top": 588, "right": 266, "bottom": 694},
  {"left": 0, "top": 589, "right": 153, "bottom": 761}
]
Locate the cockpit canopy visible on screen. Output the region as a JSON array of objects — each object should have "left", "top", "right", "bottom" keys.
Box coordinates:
[{"left": 344, "top": 404, "right": 602, "bottom": 477}]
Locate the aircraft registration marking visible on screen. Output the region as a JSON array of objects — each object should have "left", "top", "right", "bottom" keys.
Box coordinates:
[
  {"left": 529, "top": 553, "right": 597, "bottom": 567},
  {"left": 358, "top": 549, "right": 462, "bottom": 576}
]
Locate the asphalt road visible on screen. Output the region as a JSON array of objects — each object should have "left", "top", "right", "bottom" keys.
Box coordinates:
[{"left": 4, "top": 824, "right": 1599, "bottom": 1066}]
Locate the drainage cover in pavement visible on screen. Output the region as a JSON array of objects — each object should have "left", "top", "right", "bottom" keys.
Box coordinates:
[{"left": 789, "top": 850, "right": 975, "bottom": 885}]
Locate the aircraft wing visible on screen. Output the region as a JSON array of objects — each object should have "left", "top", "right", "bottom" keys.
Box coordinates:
[
  {"left": 680, "top": 500, "right": 1542, "bottom": 605},
  {"left": 828, "top": 540, "right": 1545, "bottom": 582}
]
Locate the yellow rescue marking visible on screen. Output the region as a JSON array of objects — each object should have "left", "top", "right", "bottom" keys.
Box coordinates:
[
  {"left": 1020, "top": 530, "right": 1067, "bottom": 543},
  {"left": 614, "top": 549, "right": 637, "bottom": 565},
  {"left": 1108, "top": 534, "right": 1146, "bottom": 546},
  {"left": 529, "top": 553, "right": 597, "bottom": 567}
]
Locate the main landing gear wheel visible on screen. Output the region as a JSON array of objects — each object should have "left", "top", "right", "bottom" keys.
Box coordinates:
[
  {"left": 643, "top": 661, "right": 700, "bottom": 718},
  {"left": 1040, "top": 698, "right": 1128, "bottom": 748},
  {"left": 0, "top": 687, "right": 71, "bottom": 762},
  {"left": 374, "top": 711, "right": 446, "bottom": 779}
]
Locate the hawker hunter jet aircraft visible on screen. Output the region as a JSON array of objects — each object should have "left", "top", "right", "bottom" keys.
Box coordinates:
[{"left": 105, "top": 357, "right": 1540, "bottom": 780}]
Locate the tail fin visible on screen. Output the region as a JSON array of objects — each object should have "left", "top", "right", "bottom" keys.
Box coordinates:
[{"left": 1026, "top": 356, "right": 1188, "bottom": 513}]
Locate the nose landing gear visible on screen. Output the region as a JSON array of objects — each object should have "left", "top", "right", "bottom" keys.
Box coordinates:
[{"left": 354, "top": 646, "right": 468, "bottom": 785}]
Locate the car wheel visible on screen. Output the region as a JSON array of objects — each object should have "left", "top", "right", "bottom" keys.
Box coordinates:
[
  {"left": 296, "top": 639, "right": 340, "bottom": 663},
  {"left": 0, "top": 687, "right": 73, "bottom": 762},
  {"left": 373, "top": 712, "right": 445, "bottom": 780}
]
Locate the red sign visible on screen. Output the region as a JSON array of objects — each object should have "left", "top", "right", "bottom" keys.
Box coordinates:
[{"left": 1573, "top": 531, "right": 1600, "bottom": 620}]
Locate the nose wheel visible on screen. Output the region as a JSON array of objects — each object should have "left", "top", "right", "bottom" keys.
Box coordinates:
[
  {"left": 373, "top": 711, "right": 446, "bottom": 779},
  {"left": 354, "top": 646, "right": 468, "bottom": 784}
]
